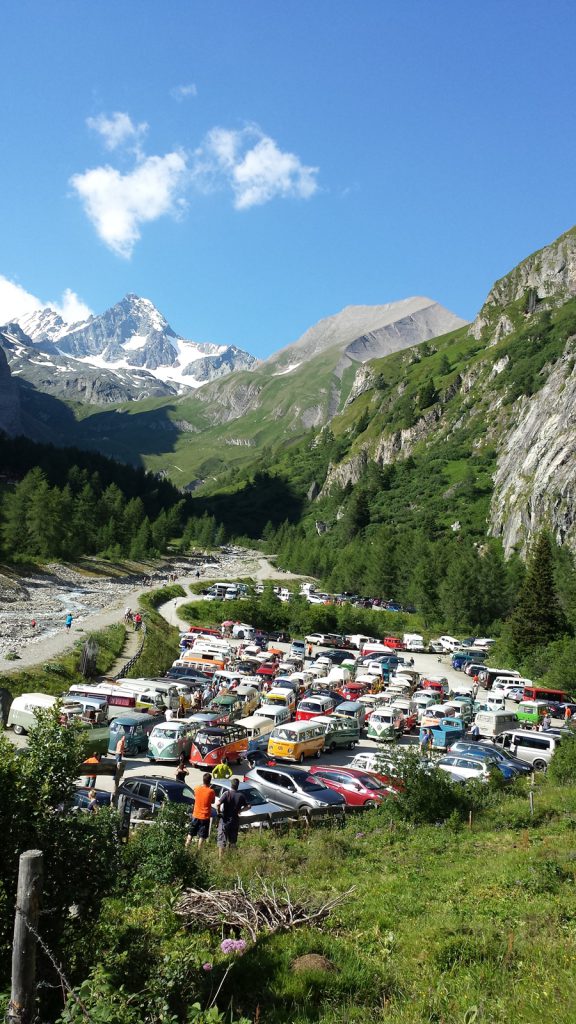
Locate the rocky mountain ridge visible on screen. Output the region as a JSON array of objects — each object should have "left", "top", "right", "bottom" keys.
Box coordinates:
[
  {"left": 305, "top": 225, "right": 576, "bottom": 553},
  {"left": 10, "top": 294, "right": 258, "bottom": 396}
]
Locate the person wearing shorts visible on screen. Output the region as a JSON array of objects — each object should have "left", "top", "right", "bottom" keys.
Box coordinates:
[
  {"left": 216, "top": 778, "right": 249, "bottom": 858},
  {"left": 186, "top": 773, "right": 216, "bottom": 848}
]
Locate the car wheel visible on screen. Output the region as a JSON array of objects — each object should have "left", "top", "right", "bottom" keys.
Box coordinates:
[
  {"left": 348, "top": 742, "right": 355, "bottom": 750},
  {"left": 532, "top": 758, "right": 547, "bottom": 771},
  {"left": 148, "top": 757, "right": 156, "bottom": 764},
  {"left": 13, "top": 725, "right": 26, "bottom": 735},
  {"left": 298, "top": 753, "right": 305, "bottom": 764},
  {"left": 329, "top": 742, "right": 336, "bottom": 753},
  {"left": 364, "top": 800, "right": 376, "bottom": 809},
  {"left": 315, "top": 748, "right": 322, "bottom": 759}
]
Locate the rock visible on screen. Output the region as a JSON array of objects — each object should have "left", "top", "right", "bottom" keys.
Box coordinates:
[
  {"left": 489, "top": 344, "right": 576, "bottom": 553},
  {"left": 291, "top": 954, "right": 336, "bottom": 974},
  {"left": 343, "top": 365, "right": 376, "bottom": 407},
  {"left": 0, "top": 344, "right": 21, "bottom": 435},
  {"left": 471, "top": 226, "right": 576, "bottom": 341}
]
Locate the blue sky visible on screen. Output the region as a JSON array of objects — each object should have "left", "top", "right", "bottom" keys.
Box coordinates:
[{"left": 1, "top": 0, "right": 575, "bottom": 357}]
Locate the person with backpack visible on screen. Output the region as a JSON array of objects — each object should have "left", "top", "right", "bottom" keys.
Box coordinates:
[{"left": 216, "top": 778, "right": 249, "bottom": 858}]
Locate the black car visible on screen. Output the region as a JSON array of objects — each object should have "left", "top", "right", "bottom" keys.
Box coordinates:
[
  {"left": 315, "top": 650, "right": 351, "bottom": 665},
  {"left": 267, "top": 631, "right": 291, "bottom": 643},
  {"left": 118, "top": 776, "right": 195, "bottom": 816},
  {"left": 72, "top": 788, "right": 112, "bottom": 810},
  {"left": 166, "top": 666, "right": 210, "bottom": 683}
]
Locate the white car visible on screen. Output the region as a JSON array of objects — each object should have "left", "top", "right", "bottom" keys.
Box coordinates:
[{"left": 437, "top": 754, "right": 499, "bottom": 781}]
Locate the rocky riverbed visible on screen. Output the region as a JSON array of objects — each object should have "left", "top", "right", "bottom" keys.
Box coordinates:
[{"left": 0, "top": 548, "right": 305, "bottom": 665}]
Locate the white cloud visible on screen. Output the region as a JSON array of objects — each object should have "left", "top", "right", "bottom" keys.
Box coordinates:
[
  {"left": 0, "top": 276, "right": 43, "bottom": 322},
  {"left": 53, "top": 288, "right": 92, "bottom": 323},
  {"left": 0, "top": 276, "right": 92, "bottom": 325},
  {"left": 171, "top": 83, "right": 197, "bottom": 101},
  {"left": 70, "top": 152, "right": 188, "bottom": 258},
  {"left": 86, "top": 111, "right": 148, "bottom": 152},
  {"left": 194, "top": 125, "right": 319, "bottom": 209}
]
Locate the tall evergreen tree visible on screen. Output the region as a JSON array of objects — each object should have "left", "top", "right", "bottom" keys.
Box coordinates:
[{"left": 507, "top": 532, "right": 569, "bottom": 657}]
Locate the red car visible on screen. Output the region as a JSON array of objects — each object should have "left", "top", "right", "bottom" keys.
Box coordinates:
[
  {"left": 383, "top": 636, "right": 405, "bottom": 650},
  {"left": 256, "top": 663, "right": 278, "bottom": 680},
  {"left": 307, "top": 765, "right": 395, "bottom": 807}
]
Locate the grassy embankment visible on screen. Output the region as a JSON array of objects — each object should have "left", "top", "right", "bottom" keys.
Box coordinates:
[
  {"left": 0, "top": 623, "right": 127, "bottom": 702},
  {"left": 88, "top": 773, "right": 576, "bottom": 1024},
  {"left": 204, "top": 776, "right": 576, "bottom": 1024},
  {"left": 126, "top": 584, "right": 186, "bottom": 679}
]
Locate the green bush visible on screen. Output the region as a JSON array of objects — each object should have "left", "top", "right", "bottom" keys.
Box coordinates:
[{"left": 547, "top": 735, "right": 576, "bottom": 784}]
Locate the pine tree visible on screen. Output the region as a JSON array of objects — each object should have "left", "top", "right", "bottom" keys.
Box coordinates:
[{"left": 507, "top": 532, "right": 569, "bottom": 657}]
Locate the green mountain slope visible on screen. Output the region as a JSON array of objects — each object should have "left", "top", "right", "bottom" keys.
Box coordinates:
[
  {"left": 29, "top": 298, "right": 464, "bottom": 487},
  {"left": 190, "top": 226, "right": 576, "bottom": 612}
]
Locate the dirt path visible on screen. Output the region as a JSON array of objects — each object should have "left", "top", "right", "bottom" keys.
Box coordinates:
[{"left": 0, "top": 549, "right": 308, "bottom": 675}]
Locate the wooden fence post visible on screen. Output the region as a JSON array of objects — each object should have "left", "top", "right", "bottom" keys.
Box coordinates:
[{"left": 7, "top": 849, "right": 43, "bottom": 1024}]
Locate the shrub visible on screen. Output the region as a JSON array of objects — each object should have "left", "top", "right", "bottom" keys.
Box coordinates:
[{"left": 547, "top": 735, "right": 576, "bottom": 784}]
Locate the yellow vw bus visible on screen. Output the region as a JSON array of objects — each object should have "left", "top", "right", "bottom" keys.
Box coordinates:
[{"left": 267, "top": 720, "right": 325, "bottom": 763}]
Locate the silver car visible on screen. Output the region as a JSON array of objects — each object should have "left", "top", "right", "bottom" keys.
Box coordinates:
[
  {"left": 209, "top": 779, "right": 287, "bottom": 824},
  {"left": 244, "top": 765, "right": 346, "bottom": 811}
]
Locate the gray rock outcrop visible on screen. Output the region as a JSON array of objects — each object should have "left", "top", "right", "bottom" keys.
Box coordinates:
[
  {"left": 489, "top": 342, "right": 576, "bottom": 554},
  {"left": 471, "top": 226, "right": 576, "bottom": 341},
  {"left": 0, "top": 343, "right": 21, "bottom": 435}
]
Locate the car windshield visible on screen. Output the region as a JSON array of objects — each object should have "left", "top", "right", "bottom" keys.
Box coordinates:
[
  {"left": 242, "top": 786, "right": 268, "bottom": 805},
  {"left": 357, "top": 775, "right": 384, "bottom": 790},
  {"left": 157, "top": 729, "right": 180, "bottom": 739},
  {"left": 298, "top": 777, "right": 327, "bottom": 792},
  {"left": 274, "top": 729, "right": 297, "bottom": 741}
]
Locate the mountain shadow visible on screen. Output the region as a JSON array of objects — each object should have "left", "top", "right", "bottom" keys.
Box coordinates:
[{"left": 194, "top": 472, "right": 304, "bottom": 538}]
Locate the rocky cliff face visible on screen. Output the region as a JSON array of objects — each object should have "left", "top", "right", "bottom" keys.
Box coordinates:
[
  {"left": 489, "top": 343, "right": 576, "bottom": 554},
  {"left": 0, "top": 324, "right": 178, "bottom": 405},
  {"left": 471, "top": 226, "right": 576, "bottom": 342},
  {"left": 0, "top": 343, "right": 22, "bottom": 435}
]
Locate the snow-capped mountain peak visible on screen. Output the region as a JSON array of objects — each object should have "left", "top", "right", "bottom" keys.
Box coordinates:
[
  {"left": 17, "top": 307, "right": 72, "bottom": 345},
  {"left": 14, "top": 293, "right": 257, "bottom": 390}
]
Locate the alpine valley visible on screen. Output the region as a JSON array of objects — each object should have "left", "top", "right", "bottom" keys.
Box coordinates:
[{"left": 2, "top": 225, "right": 576, "bottom": 562}]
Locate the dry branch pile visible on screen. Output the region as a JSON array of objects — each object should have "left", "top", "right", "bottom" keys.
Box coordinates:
[{"left": 174, "top": 880, "right": 352, "bottom": 943}]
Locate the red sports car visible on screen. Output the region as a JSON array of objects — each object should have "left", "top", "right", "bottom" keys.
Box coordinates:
[{"left": 307, "top": 765, "right": 395, "bottom": 807}]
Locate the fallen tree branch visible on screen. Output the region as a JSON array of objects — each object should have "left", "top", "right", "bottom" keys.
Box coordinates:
[{"left": 174, "top": 880, "right": 353, "bottom": 942}]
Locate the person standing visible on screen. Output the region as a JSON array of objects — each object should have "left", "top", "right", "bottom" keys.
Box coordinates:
[
  {"left": 212, "top": 755, "right": 233, "bottom": 780},
  {"left": 84, "top": 751, "right": 101, "bottom": 788},
  {"left": 470, "top": 722, "right": 480, "bottom": 741},
  {"left": 87, "top": 789, "right": 99, "bottom": 814},
  {"left": 115, "top": 734, "right": 126, "bottom": 766},
  {"left": 65, "top": 612, "right": 73, "bottom": 631},
  {"left": 176, "top": 753, "right": 189, "bottom": 784},
  {"left": 186, "top": 773, "right": 216, "bottom": 848},
  {"left": 216, "top": 778, "right": 249, "bottom": 858}
]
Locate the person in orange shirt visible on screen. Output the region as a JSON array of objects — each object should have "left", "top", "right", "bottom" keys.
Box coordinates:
[
  {"left": 83, "top": 752, "right": 101, "bottom": 788},
  {"left": 185, "top": 773, "right": 216, "bottom": 848}
]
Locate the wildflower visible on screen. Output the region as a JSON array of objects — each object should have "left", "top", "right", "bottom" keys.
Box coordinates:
[
  {"left": 202, "top": 962, "right": 213, "bottom": 971},
  {"left": 220, "top": 938, "right": 247, "bottom": 954},
  {"left": 355, "top": 832, "right": 365, "bottom": 839}
]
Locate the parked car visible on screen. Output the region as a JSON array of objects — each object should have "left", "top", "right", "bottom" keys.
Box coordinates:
[
  {"left": 117, "top": 777, "right": 195, "bottom": 815},
  {"left": 244, "top": 765, "right": 346, "bottom": 811},
  {"left": 488, "top": 729, "right": 565, "bottom": 770},
  {"left": 209, "top": 779, "right": 287, "bottom": 822},
  {"left": 436, "top": 754, "right": 510, "bottom": 782},
  {"left": 308, "top": 765, "right": 393, "bottom": 807},
  {"left": 72, "top": 788, "right": 112, "bottom": 811},
  {"left": 451, "top": 740, "right": 532, "bottom": 775}
]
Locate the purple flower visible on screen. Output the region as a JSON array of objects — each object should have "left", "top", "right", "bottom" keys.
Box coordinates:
[
  {"left": 220, "top": 938, "right": 247, "bottom": 954},
  {"left": 202, "top": 962, "right": 213, "bottom": 972}
]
